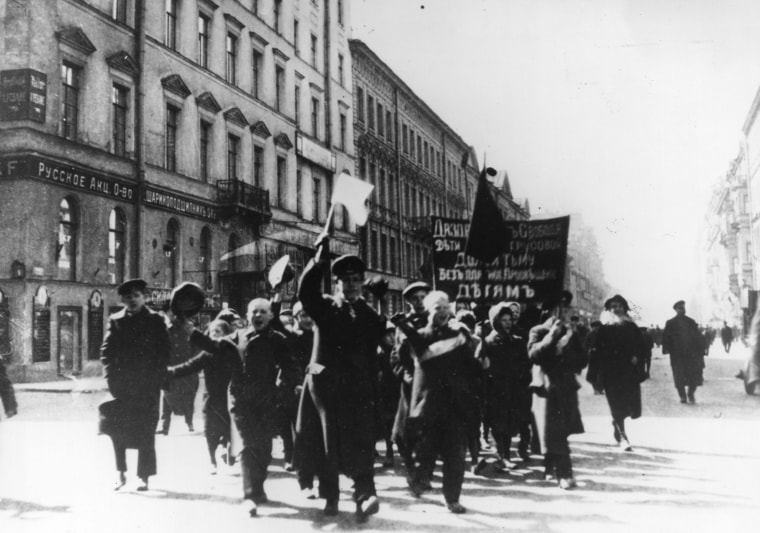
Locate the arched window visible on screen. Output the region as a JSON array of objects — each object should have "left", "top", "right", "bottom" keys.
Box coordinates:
[
  {"left": 56, "top": 197, "right": 78, "bottom": 280},
  {"left": 200, "top": 226, "right": 212, "bottom": 289},
  {"left": 228, "top": 233, "right": 240, "bottom": 273},
  {"left": 166, "top": 219, "right": 180, "bottom": 287},
  {"left": 108, "top": 208, "right": 126, "bottom": 284}
]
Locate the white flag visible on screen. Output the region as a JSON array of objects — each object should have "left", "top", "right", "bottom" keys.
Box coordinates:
[{"left": 331, "top": 171, "right": 374, "bottom": 226}]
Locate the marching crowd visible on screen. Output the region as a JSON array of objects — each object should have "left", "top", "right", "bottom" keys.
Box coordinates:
[{"left": 90, "top": 235, "right": 709, "bottom": 523}]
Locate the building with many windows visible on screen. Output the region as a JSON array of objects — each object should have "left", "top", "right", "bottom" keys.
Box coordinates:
[
  {"left": 0, "top": 0, "right": 355, "bottom": 381},
  {"left": 349, "top": 40, "right": 530, "bottom": 313}
]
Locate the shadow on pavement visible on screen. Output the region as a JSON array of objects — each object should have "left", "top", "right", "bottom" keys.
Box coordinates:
[{"left": 0, "top": 498, "right": 70, "bottom": 518}]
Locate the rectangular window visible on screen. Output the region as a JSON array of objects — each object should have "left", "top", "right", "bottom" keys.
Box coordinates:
[
  {"left": 274, "top": 0, "right": 282, "bottom": 33},
  {"left": 377, "top": 103, "right": 384, "bottom": 138},
  {"left": 405, "top": 242, "right": 412, "bottom": 277},
  {"left": 313, "top": 177, "right": 321, "bottom": 222},
  {"left": 370, "top": 230, "right": 378, "bottom": 269},
  {"left": 388, "top": 172, "right": 395, "bottom": 208},
  {"left": 311, "top": 97, "right": 319, "bottom": 138},
  {"left": 296, "top": 169, "right": 303, "bottom": 216},
  {"left": 199, "top": 120, "right": 211, "bottom": 181},
  {"left": 293, "top": 19, "right": 300, "bottom": 56},
  {"left": 227, "top": 133, "right": 240, "bottom": 180},
  {"left": 113, "top": 0, "right": 127, "bottom": 23},
  {"left": 295, "top": 85, "right": 301, "bottom": 127},
  {"left": 337, "top": 0, "right": 344, "bottom": 25},
  {"left": 417, "top": 135, "right": 422, "bottom": 164},
  {"left": 165, "top": 104, "right": 179, "bottom": 171},
  {"left": 409, "top": 128, "right": 415, "bottom": 159},
  {"left": 380, "top": 234, "right": 387, "bottom": 271},
  {"left": 386, "top": 111, "right": 393, "bottom": 143},
  {"left": 111, "top": 84, "right": 128, "bottom": 157},
  {"left": 367, "top": 95, "right": 374, "bottom": 130},
  {"left": 359, "top": 157, "right": 367, "bottom": 179},
  {"left": 339, "top": 113, "right": 347, "bottom": 151},
  {"left": 252, "top": 50, "right": 262, "bottom": 98},
  {"left": 423, "top": 141, "right": 428, "bottom": 168},
  {"left": 390, "top": 236, "right": 397, "bottom": 274},
  {"left": 165, "top": 0, "right": 177, "bottom": 49},
  {"left": 338, "top": 54, "right": 345, "bottom": 86},
  {"left": 198, "top": 14, "right": 210, "bottom": 67},
  {"left": 402, "top": 125, "right": 408, "bottom": 153},
  {"left": 378, "top": 168, "right": 386, "bottom": 206},
  {"left": 253, "top": 145, "right": 263, "bottom": 186},
  {"left": 61, "top": 62, "right": 80, "bottom": 141},
  {"left": 275, "top": 65, "right": 284, "bottom": 111},
  {"left": 310, "top": 34, "right": 318, "bottom": 68},
  {"left": 252, "top": 0, "right": 258, "bottom": 16},
  {"left": 226, "top": 33, "right": 238, "bottom": 85},
  {"left": 356, "top": 87, "right": 364, "bottom": 122},
  {"left": 277, "top": 156, "right": 287, "bottom": 207}
]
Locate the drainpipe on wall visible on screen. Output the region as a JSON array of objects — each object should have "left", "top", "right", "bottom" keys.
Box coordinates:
[{"left": 133, "top": 0, "right": 146, "bottom": 278}]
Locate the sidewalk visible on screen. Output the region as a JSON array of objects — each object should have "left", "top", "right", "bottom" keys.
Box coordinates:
[{"left": 14, "top": 376, "right": 108, "bottom": 393}]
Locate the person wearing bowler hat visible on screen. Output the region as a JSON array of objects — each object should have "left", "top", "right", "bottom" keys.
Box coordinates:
[
  {"left": 662, "top": 300, "right": 705, "bottom": 404},
  {"left": 100, "top": 279, "right": 170, "bottom": 491},
  {"left": 293, "top": 235, "right": 385, "bottom": 522},
  {"left": 527, "top": 290, "right": 587, "bottom": 489},
  {"left": 588, "top": 294, "right": 647, "bottom": 451}
]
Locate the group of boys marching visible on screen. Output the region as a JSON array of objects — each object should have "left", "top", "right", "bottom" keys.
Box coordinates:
[{"left": 98, "top": 232, "right": 634, "bottom": 523}]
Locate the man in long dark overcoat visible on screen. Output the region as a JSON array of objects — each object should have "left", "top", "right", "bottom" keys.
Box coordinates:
[
  {"left": 662, "top": 300, "right": 705, "bottom": 404},
  {"left": 100, "top": 279, "right": 170, "bottom": 491},
  {"left": 293, "top": 236, "right": 384, "bottom": 522}
]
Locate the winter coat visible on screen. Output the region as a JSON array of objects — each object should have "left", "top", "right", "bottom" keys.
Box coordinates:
[
  {"left": 588, "top": 316, "right": 645, "bottom": 420},
  {"left": 293, "top": 257, "right": 385, "bottom": 478},
  {"left": 662, "top": 314, "right": 705, "bottom": 388},
  {"left": 528, "top": 317, "right": 587, "bottom": 455},
  {"left": 480, "top": 329, "right": 532, "bottom": 435},
  {"left": 163, "top": 322, "right": 200, "bottom": 416},
  {"left": 99, "top": 307, "right": 170, "bottom": 449}
]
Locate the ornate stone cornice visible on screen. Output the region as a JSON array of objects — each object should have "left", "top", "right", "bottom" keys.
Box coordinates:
[
  {"left": 161, "top": 74, "right": 191, "bottom": 99},
  {"left": 196, "top": 91, "right": 222, "bottom": 113},
  {"left": 273, "top": 48, "right": 290, "bottom": 62},
  {"left": 224, "top": 13, "right": 245, "bottom": 31},
  {"left": 249, "top": 31, "right": 269, "bottom": 48},
  {"left": 250, "top": 121, "right": 272, "bottom": 139},
  {"left": 274, "top": 133, "right": 293, "bottom": 150},
  {"left": 223, "top": 107, "right": 248, "bottom": 127},
  {"left": 56, "top": 27, "right": 96, "bottom": 56},
  {"left": 106, "top": 51, "right": 138, "bottom": 77}
]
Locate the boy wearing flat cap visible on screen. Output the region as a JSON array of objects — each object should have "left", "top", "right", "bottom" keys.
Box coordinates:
[
  {"left": 100, "top": 279, "right": 170, "bottom": 492},
  {"left": 294, "top": 236, "right": 385, "bottom": 522}
]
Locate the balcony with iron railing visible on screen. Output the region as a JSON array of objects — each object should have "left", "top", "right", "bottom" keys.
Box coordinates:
[
  {"left": 368, "top": 201, "right": 398, "bottom": 226},
  {"left": 216, "top": 179, "right": 272, "bottom": 224},
  {"left": 406, "top": 215, "right": 433, "bottom": 238}
]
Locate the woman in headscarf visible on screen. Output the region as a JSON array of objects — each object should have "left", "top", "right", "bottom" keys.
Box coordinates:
[
  {"left": 588, "top": 294, "right": 647, "bottom": 451},
  {"left": 480, "top": 303, "right": 531, "bottom": 470}
]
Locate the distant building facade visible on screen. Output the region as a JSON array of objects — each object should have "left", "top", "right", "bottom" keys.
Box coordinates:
[
  {"left": 349, "top": 40, "right": 529, "bottom": 313},
  {"left": 0, "top": 0, "right": 355, "bottom": 381}
]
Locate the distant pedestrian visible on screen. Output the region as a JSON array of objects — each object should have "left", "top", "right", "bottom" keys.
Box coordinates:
[
  {"left": 662, "top": 300, "right": 705, "bottom": 404},
  {"left": 99, "top": 279, "right": 170, "bottom": 491},
  {"left": 588, "top": 295, "right": 647, "bottom": 452},
  {"left": 0, "top": 352, "right": 17, "bottom": 419},
  {"left": 528, "top": 290, "right": 587, "bottom": 490},
  {"left": 721, "top": 322, "right": 734, "bottom": 354},
  {"left": 158, "top": 308, "right": 199, "bottom": 435}
]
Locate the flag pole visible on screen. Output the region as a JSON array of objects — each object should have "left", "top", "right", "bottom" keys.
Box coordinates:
[
  {"left": 479, "top": 155, "right": 488, "bottom": 314},
  {"left": 322, "top": 203, "right": 336, "bottom": 238}
]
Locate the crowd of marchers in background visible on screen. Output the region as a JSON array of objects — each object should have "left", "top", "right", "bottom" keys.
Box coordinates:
[{"left": 2, "top": 247, "right": 759, "bottom": 523}]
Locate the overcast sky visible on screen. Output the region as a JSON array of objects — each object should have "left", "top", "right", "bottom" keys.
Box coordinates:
[{"left": 351, "top": 0, "right": 760, "bottom": 324}]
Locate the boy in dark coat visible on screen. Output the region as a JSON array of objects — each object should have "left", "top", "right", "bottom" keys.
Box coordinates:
[
  {"left": 397, "top": 290, "right": 481, "bottom": 514},
  {"left": 182, "top": 298, "right": 297, "bottom": 517},
  {"left": 100, "top": 279, "right": 170, "bottom": 491},
  {"left": 158, "top": 308, "right": 199, "bottom": 434},
  {"left": 293, "top": 236, "right": 385, "bottom": 522}
]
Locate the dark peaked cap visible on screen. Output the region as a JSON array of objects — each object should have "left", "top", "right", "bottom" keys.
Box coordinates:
[
  {"left": 673, "top": 300, "right": 685, "bottom": 310},
  {"left": 331, "top": 254, "right": 366, "bottom": 277},
  {"left": 403, "top": 281, "right": 432, "bottom": 299},
  {"left": 117, "top": 278, "right": 147, "bottom": 295}
]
